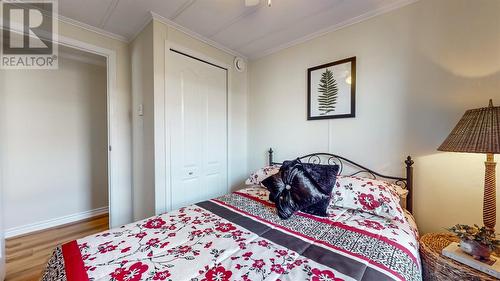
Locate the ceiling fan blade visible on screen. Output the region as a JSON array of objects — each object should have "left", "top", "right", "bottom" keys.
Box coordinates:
[{"left": 245, "top": 0, "right": 260, "bottom": 7}]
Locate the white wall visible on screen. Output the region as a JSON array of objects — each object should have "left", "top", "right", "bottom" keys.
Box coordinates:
[
  {"left": 130, "top": 19, "right": 248, "bottom": 220},
  {"left": 248, "top": 0, "right": 500, "bottom": 234},
  {"left": 1, "top": 53, "right": 108, "bottom": 233}
]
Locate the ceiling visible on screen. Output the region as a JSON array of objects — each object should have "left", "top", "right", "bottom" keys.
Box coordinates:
[{"left": 57, "top": 0, "right": 417, "bottom": 59}]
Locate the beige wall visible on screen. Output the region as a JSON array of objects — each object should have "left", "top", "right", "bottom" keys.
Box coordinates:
[
  {"left": 58, "top": 22, "right": 133, "bottom": 226},
  {"left": 248, "top": 0, "right": 500, "bottom": 234},
  {"left": 130, "top": 19, "right": 248, "bottom": 220},
  {"left": 2, "top": 55, "right": 108, "bottom": 231},
  {"left": 0, "top": 20, "right": 133, "bottom": 230},
  {"left": 130, "top": 22, "right": 155, "bottom": 221}
]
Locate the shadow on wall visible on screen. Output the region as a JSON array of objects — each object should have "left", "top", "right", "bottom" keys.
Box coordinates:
[
  {"left": 57, "top": 50, "right": 109, "bottom": 213},
  {"left": 402, "top": 0, "right": 500, "bottom": 234},
  {"left": 86, "top": 60, "right": 109, "bottom": 211}
]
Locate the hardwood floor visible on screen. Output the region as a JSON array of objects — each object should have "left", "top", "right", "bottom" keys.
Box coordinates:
[{"left": 5, "top": 214, "right": 109, "bottom": 281}]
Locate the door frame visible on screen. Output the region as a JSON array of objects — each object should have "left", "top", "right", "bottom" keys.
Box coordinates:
[
  {"left": 54, "top": 35, "right": 120, "bottom": 228},
  {"left": 156, "top": 41, "right": 231, "bottom": 213}
]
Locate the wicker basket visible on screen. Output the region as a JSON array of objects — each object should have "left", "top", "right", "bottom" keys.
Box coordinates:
[{"left": 420, "top": 233, "right": 498, "bottom": 281}]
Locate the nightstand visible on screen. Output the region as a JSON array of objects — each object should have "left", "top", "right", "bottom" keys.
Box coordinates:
[{"left": 420, "top": 233, "right": 498, "bottom": 281}]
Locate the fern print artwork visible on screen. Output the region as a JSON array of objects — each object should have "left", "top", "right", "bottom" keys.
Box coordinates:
[
  {"left": 307, "top": 57, "right": 356, "bottom": 120},
  {"left": 317, "top": 68, "right": 338, "bottom": 115}
]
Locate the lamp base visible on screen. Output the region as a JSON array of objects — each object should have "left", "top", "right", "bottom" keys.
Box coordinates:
[{"left": 483, "top": 153, "right": 496, "bottom": 231}]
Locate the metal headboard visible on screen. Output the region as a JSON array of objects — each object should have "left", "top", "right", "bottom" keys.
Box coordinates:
[{"left": 267, "top": 148, "right": 414, "bottom": 213}]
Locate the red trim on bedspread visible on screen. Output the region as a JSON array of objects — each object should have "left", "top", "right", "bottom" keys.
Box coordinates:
[
  {"left": 233, "top": 191, "right": 418, "bottom": 265},
  {"left": 62, "top": 240, "right": 89, "bottom": 281}
]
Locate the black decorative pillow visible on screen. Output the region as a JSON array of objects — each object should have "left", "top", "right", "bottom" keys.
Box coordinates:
[
  {"left": 300, "top": 162, "right": 340, "bottom": 194},
  {"left": 261, "top": 159, "right": 331, "bottom": 219},
  {"left": 295, "top": 162, "right": 339, "bottom": 216}
]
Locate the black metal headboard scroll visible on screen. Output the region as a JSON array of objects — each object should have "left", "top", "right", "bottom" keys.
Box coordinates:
[{"left": 267, "top": 148, "right": 415, "bottom": 213}]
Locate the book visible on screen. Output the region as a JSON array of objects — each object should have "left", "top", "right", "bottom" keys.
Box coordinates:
[{"left": 442, "top": 242, "right": 499, "bottom": 279}]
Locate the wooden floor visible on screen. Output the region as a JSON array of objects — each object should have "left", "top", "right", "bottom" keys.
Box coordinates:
[{"left": 5, "top": 214, "right": 109, "bottom": 281}]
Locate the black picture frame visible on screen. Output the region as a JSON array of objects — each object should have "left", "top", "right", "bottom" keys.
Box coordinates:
[{"left": 307, "top": 57, "right": 356, "bottom": 120}]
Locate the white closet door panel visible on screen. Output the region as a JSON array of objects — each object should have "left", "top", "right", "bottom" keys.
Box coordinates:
[
  {"left": 167, "top": 50, "right": 227, "bottom": 211},
  {"left": 203, "top": 64, "right": 227, "bottom": 200}
]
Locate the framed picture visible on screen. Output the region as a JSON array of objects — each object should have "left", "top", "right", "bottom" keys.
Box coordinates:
[{"left": 307, "top": 57, "right": 356, "bottom": 120}]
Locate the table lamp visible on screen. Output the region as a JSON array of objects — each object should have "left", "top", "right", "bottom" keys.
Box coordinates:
[{"left": 438, "top": 99, "right": 499, "bottom": 230}]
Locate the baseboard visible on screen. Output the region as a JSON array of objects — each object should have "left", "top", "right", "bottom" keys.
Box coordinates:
[{"left": 5, "top": 206, "right": 109, "bottom": 239}]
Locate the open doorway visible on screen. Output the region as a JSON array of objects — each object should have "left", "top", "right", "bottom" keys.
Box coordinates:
[{"left": 2, "top": 44, "right": 110, "bottom": 279}]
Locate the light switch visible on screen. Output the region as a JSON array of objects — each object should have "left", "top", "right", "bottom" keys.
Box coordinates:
[{"left": 138, "top": 104, "right": 144, "bottom": 116}]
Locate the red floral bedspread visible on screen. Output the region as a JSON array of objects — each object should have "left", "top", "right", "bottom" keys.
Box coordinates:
[{"left": 42, "top": 187, "right": 421, "bottom": 281}]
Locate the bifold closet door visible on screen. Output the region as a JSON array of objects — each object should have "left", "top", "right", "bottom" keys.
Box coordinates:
[{"left": 167, "top": 50, "right": 228, "bottom": 210}]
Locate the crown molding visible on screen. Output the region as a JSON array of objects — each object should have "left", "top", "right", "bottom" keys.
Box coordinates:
[
  {"left": 149, "top": 11, "right": 247, "bottom": 60},
  {"left": 58, "top": 14, "right": 129, "bottom": 43},
  {"left": 251, "top": 0, "right": 420, "bottom": 60}
]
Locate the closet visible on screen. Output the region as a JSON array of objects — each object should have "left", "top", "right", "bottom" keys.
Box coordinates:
[{"left": 166, "top": 49, "right": 228, "bottom": 210}]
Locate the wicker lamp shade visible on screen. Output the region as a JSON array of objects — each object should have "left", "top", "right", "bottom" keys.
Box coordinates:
[
  {"left": 438, "top": 99, "right": 500, "bottom": 154},
  {"left": 438, "top": 99, "right": 499, "bottom": 230}
]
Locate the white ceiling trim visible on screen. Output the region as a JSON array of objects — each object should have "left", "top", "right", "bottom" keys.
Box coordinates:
[
  {"left": 251, "top": 0, "right": 420, "bottom": 60},
  {"left": 58, "top": 14, "right": 129, "bottom": 43},
  {"left": 150, "top": 11, "right": 247, "bottom": 60}
]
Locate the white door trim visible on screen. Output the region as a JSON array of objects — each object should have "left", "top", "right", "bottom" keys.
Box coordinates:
[
  {"left": 54, "top": 34, "right": 120, "bottom": 228},
  {"left": 155, "top": 41, "right": 230, "bottom": 213}
]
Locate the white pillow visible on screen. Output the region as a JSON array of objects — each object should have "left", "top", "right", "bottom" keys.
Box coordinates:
[
  {"left": 331, "top": 175, "right": 407, "bottom": 222},
  {"left": 245, "top": 165, "right": 280, "bottom": 185}
]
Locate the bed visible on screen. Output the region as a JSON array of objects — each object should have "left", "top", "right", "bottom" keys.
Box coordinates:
[{"left": 42, "top": 149, "right": 421, "bottom": 281}]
